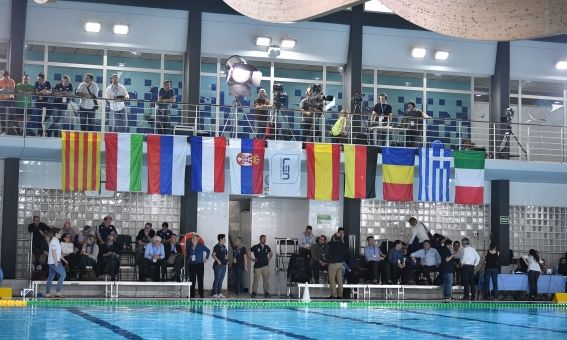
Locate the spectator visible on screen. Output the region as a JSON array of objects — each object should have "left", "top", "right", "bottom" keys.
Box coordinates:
[
  {"left": 330, "top": 109, "right": 348, "bottom": 144},
  {"left": 370, "top": 93, "right": 392, "bottom": 144},
  {"left": 136, "top": 222, "right": 155, "bottom": 265},
  {"left": 76, "top": 73, "right": 99, "bottom": 131},
  {"left": 0, "top": 70, "right": 16, "bottom": 135},
  {"left": 388, "top": 240, "right": 407, "bottom": 284},
  {"left": 78, "top": 235, "right": 98, "bottom": 280},
  {"left": 187, "top": 234, "right": 210, "bottom": 298},
  {"left": 156, "top": 222, "right": 173, "bottom": 243},
  {"left": 557, "top": 257, "right": 567, "bottom": 276},
  {"left": 60, "top": 233, "right": 77, "bottom": 279},
  {"left": 231, "top": 236, "right": 248, "bottom": 296},
  {"left": 140, "top": 236, "right": 166, "bottom": 282},
  {"left": 326, "top": 228, "right": 348, "bottom": 299},
  {"left": 98, "top": 232, "right": 120, "bottom": 281},
  {"left": 212, "top": 234, "right": 228, "bottom": 298},
  {"left": 28, "top": 215, "right": 50, "bottom": 271},
  {"left": 15, "top": 74, "right": 34, "bottom": 135},
  {"left": 460, "top": 237, "right": 481, "bottom": 300},
  {"left": 156, "top": 80, "right": 176, "bottom": 135},
  {"left": 164, "top": 233, "right": 183, "bottom": 282},
  {"left": 76, "top": 225, "right": 93, "bottom": 245},
  {"left": 298, "top": 225, "right": 316, "bottom": 256},
  {"left": 452, "top": 240, "right": 463, "bottom": 284},
  {"left": 439, "top": 239, "right": 456, "bottom": 300},
  {"left": 365, "top": 236, "right": 391, "bottom": 284},
  {"left": 408, "top": 217, "right": 430, "bottom": 252},
  {"left": 523, "top": 249, "right": 543, "bottom": 300},
  {"left": 61, "top": 221, "right": 76, "bottom": 241},
  {"left": 410, "top": 240, "right": 441, "bottom": 285},
  {"left": 105, "top": 73, "right": 129, "bottom": 132},
  {"left": 33, "top": 73, "right": 52, "bottom": 137},
  {"left": 483, "top": 243, "right": 500, "bottom": 300},
  {"left": 97, "top": 216, "right": 117, "bottom": 243},
  {"left": 45, "top": 228, "right": 66, "bottom": 298},
  {"left": 249, "top": 235, "right": 273, "bottom": 298},
  {"left": 253, "top": 88, "right": 272, "bottom": 139},
  {"left": 51, "top": 75, "right": 73, "bottom": 136},
  {"left": 311, "top": 235, "right": 328, "bottom": 284}
]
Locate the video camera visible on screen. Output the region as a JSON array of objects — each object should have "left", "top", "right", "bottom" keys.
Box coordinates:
[
  {"left": 309, "top": 84, "right": 334, "bottom": 111},
  {"left": 351, "top": 90, "right": 364, "bottom": 106},
  {"left": 503, "top": 107, "right": 514, "bottom": 123},
  {"left": 272, "top": 83, "right": 288, "bottom": 109}
]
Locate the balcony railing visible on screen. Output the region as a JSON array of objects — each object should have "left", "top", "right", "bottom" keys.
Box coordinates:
[{"left": 0, "top": 95, "right": 565, "bottom": 163}]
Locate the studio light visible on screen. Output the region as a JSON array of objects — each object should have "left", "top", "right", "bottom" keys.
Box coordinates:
[
  {"left": 434, "top": 51, "right": 450, "bottom": 60},
  {"left": 411, "top": 47, "right": 426, "bottom": 58},
  {"left": 556, "top": 61, "right": 567, "bottom": 70},
  {"left": 280, "top": 39, "right": 297, "bottom": 48},
  {"left": 113, "top": 24, "right": 130, "bottom": 35},
  {"left": 225, "top": 55, "right": 262, "bottom": 97},
  {"left": 255, "top": 36, "right": 271, "bottom": 46},
  {"left": 84, "top": 21, "right": 102, "bottom": 33}
]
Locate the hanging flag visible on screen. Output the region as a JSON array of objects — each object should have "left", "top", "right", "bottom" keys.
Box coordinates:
[
  {"left": 382, "top": 147, "right": 415, "bottom": 201},
  {"left": 229, "top": 138, "right": 265, "bottom": 195},
  {"left": 344, "top": 144, "right": 378, "bottom": 199},
  {"left": 418, "top": 143, "right": 452, "bottom": 202},
  {"left": 61, "top": 131, "right": 101, "bottom": 192},
  {"left": 147, "top": 135, "right": 188, "bottom": 195},
  {"left": 190, "top": 136, "right": 226, "bottom": 193},
  {"left": 267, "top": 140, "right": 302, "bottom": 197},
  {"left": 105, "top": 133, "right": 143, "bottom": 192},
  {"left": 306, "top": 143, "right": 340, "bottom": 201},
  {"left": 454, "top": 150, "right": 485, "bottom": 204}
]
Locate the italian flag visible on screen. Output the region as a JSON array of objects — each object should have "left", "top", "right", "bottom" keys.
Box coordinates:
[
  {"left": 454, "top": 150, "right": 485, "bottom": 204},
  {"left": 105, "top": 133, "right": 143, "bottom": 192}
]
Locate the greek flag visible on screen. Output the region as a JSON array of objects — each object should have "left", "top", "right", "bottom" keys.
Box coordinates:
[{"left": 418, "top": 143, "right": 452, "bottom": 202}]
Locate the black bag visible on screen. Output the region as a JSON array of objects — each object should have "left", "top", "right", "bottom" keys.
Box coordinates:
[
  {"left": 288, "top": 254, "right": 311, "bottom": 283},
  {"left": 85, "top": 83, "right": 99, "bottom": 111}
]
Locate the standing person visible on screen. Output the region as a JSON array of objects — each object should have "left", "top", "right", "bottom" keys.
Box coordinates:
[
  {"left": 97, "top": 216, "right": 117, "bottom": 244},
  {"left": 408, "top": 217, "right": 430, "bottom": 253},
  {"left": 231, "top": 237, "right": 248, "bottom": 296},
  {"left": 45, "top": 228, "right": 66, "bottom": 298},
  {"left": 28, "top": 215, "right": 50, "bottom": 271},
  {"left": 0, "top": 70, "right": 16, "bottom": 135},
  {"left": 523, "top": 249, "right": 543, "bottom": 300},
  {"left": 34, "top": 73, "right": 52, "bottom": 137},
  {"left": 140, "top": 236, "right": 165, "bottom": 282},
  {"left": 402, "top": 101, "right": 430, "bottom": 148},
  {"left": 365, "top": 236, "right": 391, "bottom": 284},
  {"left": 371, "top": 93, "right": 392, "bottom": 145},
  {"left": 212, "top": 234, "right": 228, "bottom": 298},
  {"left": 105, "top": 74, "right": 129, "bottom": 132},
  {"left": 253, "top": 88, "right": 272, "bottom": 139},
  {"left": 452, "top": 240, "right": 463, "bottom": 284},
  {"left": 439, "top": 239, "right": 456, "bottom": 300},
  {"left": 186, "top": 234, "right": 210, "bottom": 298},
  {"left": 249, "top": 235, "right": 273, "bottom": 298},
  {"left": 460, "top": 237, "right": 481, "bottom": 300},
  {"left": 76, "top": 73, "right": 99, "bottom": 131},
  {"left": 51, "top": 75, "right": 73, "bottom": 136},
  {"left": 483, "top": 243, "right": 500, "bottom": 300},
  {"left": 310, "top": 235, "right": 328, "bottom": 284},
  {"left": 156, "top": 80, "right": 176, "bottom": 135},
  {"left": 98, "top": 232, "right": 120, "bottom": 281},
  {"left": 327, "top": 228, "right": 348, "bottom": 299},
  {"left": 298, "top": 225, "right": 316, "bottom": 256},
  {"left": 300, "top": 87, "right": 314, "bottom": 142},
  {"left": 164, "top": 234, "right": 183, "bottom": 282},
  {"left": 15, "top": 74, "right": 34, "bottom": 135}
]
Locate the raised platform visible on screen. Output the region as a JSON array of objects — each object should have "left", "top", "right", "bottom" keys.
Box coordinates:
[{"left": 296, "top": 283, "right": 466, "bottom": 300}]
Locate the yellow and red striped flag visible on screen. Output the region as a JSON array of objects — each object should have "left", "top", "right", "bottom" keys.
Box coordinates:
[
  {"left": 306, "top": 143, "right": 341, "bottom": 201},
  {"left": 61, "top": 131, "right": 101, "bottom": 191}
]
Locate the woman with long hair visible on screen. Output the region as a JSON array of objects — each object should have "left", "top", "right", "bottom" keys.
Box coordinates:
[
  {"left": 45, "top": 228, "right": 67, "bottom": 298},
  {"left": 522, "top": 249, "right": 543, "bottom": 300},
  {"left": 483, "top": 243, "right": 500, "bottom": 300}
]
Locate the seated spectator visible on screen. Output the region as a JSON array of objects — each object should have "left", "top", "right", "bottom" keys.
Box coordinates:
[
  {"left": 61, "top": 221, "right": 76, "bottom": 241},
  {"left": 140, "top": 236, "right": 166, "bottom": 282},
  {"left": 76, "top": 225, "right": 93, "bottom": 245},
  {"left": 60, "top": 233, "right": 78, "bottom": 279},
  {"left": 97, "top": 216, "right": 117, "bottom": 244},
  {"left": 98, "top": 232, "right": 120, "bottom": 281},
  {"left": 136, "top": 222, "right": 155, "bottom": 263},
  {"left": 298, "top": 225, "right": 316, "bottom": 256},
  {"left": 557, "top": 258, "right": 567, "bottom": 276},
  {"left": 330, "top": 110, "right": 348, "bottom": 144},
  {"left": 410, "top": 240, "right": 441, "bottom": 285},
  {"left": 165, "top": 234, "right": 183, "bottom": 282},
  {"left": 28, "top": 215, "right": 50, "bottom": 271},
  {"left": 388, "top": 240, "right": 407, "bottom": 284},
  {"left": 78, "top": 235, "right": 98, "bottom": 280},
  {"left": 310, "top": 235, "right": 328, "bottom": 283},
  {"left": 157, "top": 222, "right": 173, "bottom": 244},
  {"left": 364, "top": 236, "right": 391, "bottom": 284}
]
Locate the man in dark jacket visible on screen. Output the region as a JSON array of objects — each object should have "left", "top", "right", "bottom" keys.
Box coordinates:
[
  {"left": 164, "top": 234, "right": 183, "bottom": 282},
  {"left": 28, "top": 215, "right": 50, "bottom": 270},
  {"left": 327, "top": 228, "right": 349, "bottom": 298}
]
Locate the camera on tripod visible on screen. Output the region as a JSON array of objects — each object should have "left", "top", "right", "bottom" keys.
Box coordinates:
[
  {"left": 272, "top": 83, "right": 288, "bottom": 109},
  {"left": 351, "top": 90, "right": 365, "bottom": 106},
  {"left": 310, "top": 84, "right": 334, "bottom": 110},
  {"left": 503, "top": 107, "right": 514, "bottom": 122}
]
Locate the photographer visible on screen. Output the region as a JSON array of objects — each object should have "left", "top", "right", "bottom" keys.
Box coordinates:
[
  {"left": 300, "top": 85, "right": 328, "bottom": 142},
  {"left": 253, "top": 88, "right": 272, "bottom": 139}
]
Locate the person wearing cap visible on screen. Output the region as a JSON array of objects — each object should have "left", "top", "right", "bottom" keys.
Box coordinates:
[
  {"left": 33, "top": 72, "right": 52, "bottom": 137},
  {"left": 0, "top": 70, "right": 16, "bottom": 135},
  {"left": 164, "top": 233, "right": 183, "bottom": 282},
  {"left": 140, "top": 235, "right": 166, "bottom": 282},
  {"left": 186, "top": 233, "right": 210, "bottom": 298},
  {"left": 15, "top": 74, "right": 34, "bottom": 135}
]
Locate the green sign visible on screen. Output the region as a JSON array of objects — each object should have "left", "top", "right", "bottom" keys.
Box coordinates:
[{"left": 499, "top": 216, "right": 509, "bottom": 224}]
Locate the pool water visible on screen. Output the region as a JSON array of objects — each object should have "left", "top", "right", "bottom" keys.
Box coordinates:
[{"left": 1, "top": 304, "right": 567, "bottom": 339}]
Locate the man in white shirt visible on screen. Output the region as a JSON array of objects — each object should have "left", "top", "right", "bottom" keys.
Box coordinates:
[
  {"left": 410, "top": 240, "right": 441, "bottom": 285},
  {"left": 460, "top": 237, "right": 480, "bottom": 300},
  {"left": 298, "top": 225, "right": 316, "bottom": 256},
  {"left": 76, "top": 73, "right": 100, "bottom": 132},
  {"left": 408, "top": 217, "right": 430, "bottom": 252},
  {"left": 105, "top": 74, "right": 130, "bottom": 133}
]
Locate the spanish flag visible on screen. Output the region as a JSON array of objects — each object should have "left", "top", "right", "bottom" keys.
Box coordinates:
[
  {"left": 61, "top": 131, "right": 101, "bottom": 192},
  {"left": 306, "top": 143, "right": 340, "bottom": 201},
  {"left": 344, "top": 144, "right": 378, "bottom": 199},
  {"left": 382, "top": 147, "right": 415, "bottom": 201}
]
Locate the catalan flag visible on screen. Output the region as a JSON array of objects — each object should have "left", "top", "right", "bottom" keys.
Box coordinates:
[
  {"left": 382, "top": 147, "right": 415, "bottom": 201},
  {"left": 344, "top": 144, "right": 378, "bottom": 199},
  {"left": 61, "top": 131, "right": 101, "bottom": 192},
  {"left": 306, "top": 143, "right": 340, "bottom": 201}
]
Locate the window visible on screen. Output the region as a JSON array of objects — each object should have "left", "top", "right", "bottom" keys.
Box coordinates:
[
  {"left": 107, "top": 51, "right": 161, "bottom": 69},
  {"left": 164, "top": 54, "right": 183, "bottom": 71},
  {"left": 24, "top": 44, "right": 45, "bottom": 62},
  {"left": 48, "top": 46, "right": 104, "bottom": 65},
  {"left": 275, "top": 62, "right": 323, "bottom": 81},
  {"left": 427, "top": 74, "right": 471, "bottom": 91},
  {"left": 378, "top": 70, "right": 423, "bottom": 88}
]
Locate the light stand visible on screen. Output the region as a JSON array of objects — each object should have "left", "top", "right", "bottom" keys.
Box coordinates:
[
  {"left": 497, "top": 109, "right": 527, "bottom": 159},
  {"left": 220, "top": 96, "right": 257, "bottom": 138},
  {"left": 268, "top": 102, "right": 297, "bottom": 141}
]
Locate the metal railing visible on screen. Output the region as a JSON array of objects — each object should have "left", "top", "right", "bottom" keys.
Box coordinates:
[{"left": 0, "top": 95, "right": 566, "bottom": 162}]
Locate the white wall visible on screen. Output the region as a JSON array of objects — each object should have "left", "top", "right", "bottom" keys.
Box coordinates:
[
  {"left": 201, "top": 13, "right": 349, "bottom": 65},
  {"left": 510, "top": 182, "right": 567, "bottom": 207},
  {"left": 511, "top": 41, "right": 567, "bottom": 82},
  {"left": 0, "top": 0, "right": 10, "bottom": 40},
  {"left": 25, "top": 0, "right": 188, "bottom": 53},
  {"left": 362, "top": 26, "right": 497, "bottom": 76}
]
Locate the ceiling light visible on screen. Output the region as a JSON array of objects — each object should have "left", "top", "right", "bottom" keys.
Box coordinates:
[
  {"left": 113, "top": 24, "right": 129, "bottom": 35},
  {"left": 255, "top": 36, "right": 271, "bottom": 47},
  {"left": 434, "top": 51, "right": 450, "bottom": 60},
  {"left": 556, "top": 61, "right": 567, "bottom": 70},
  {"left": 117, "top": 62, "right": 126, "bottom": 67},
  {"left": 280, "top": 39, "right": 297, "bottom": 48},
  {"left": 33, "top": 0, "right": 57, "bottom": 4},
  {"left": 411, "top": 47, "right": 426, "bottom": 58},
  {"left": 84, "top": 21, "right": 102, "bottom": 33},
  {"left": 475, "top": 94, "right": 482, "bottom": 97}
]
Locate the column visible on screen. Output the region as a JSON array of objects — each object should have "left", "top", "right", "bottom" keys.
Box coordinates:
[
  {"left": 342, "top": 197, "right": 361, "bottom": 257},
  {"left": 490, "top": 180, "right": 510, "bottom": 266},
  {"left": 183, "top": 3, "right": 203, "bottom": 127},
  {"left": 8, "top": 0, "right": 27, "bottom": 81},
  {"left": 490, "top": 42, "right": 511, "bottom": 158},
  {"left": 342, "top": 5, "right": 364, "bottom": 135},
  {"left": 179, "top": 165, "right": 198, "bottom": 235},
  {"left": 1, "top": 158, "right": 20, "bottom": 279}
]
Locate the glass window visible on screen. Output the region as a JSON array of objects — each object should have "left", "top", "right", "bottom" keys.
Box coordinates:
[
  {"left": 107, "top": 51, "right": 161, "bottom": 69},
  {"left": 164, "top": 54, "right": 183, "bottom": 71},
  {"left": 165, "top": 73, "right": 183, "bottom": 102},
  {"left": 0, "top": 41, "right": 8, "bottom": 60},
  {"left": 378, "top": 70, "right": 423, "bottom": 87},
  {"left": 474, "top": 77, "right": 490, "bottom": 93},
  {"left": 361, "top": 86, "right": 374, "bottom": 113},
  {"left": 521, "top": 98, "right": 564, "bottom": 126},
  {"left": 376, "top": 88, "right": 422, "bottom": 116},
  {"left": 201, "top": 57, "right": 217, "bottom": 74},
  {"left": 0, "top": 62, "right": 5, "bottom": 72},
  {"left": 25, "top": 44, "right": 45, "bottom": 62},
  {"left": 362, "top": 69, "right": 373, "bottom": 84},
  {"left": 48, "top": 46, "right": 103, "bottom": 65},
  {"left": 24, "top": 64, "right": 45, "bottom": 80},
  {"left": 426, "top": 92, "right": 471, "bottom": 120},
  {"left": 521, "top": 81, "right": 563, "bottom": 98},
  {"left": 326, "top": 66, "right": 343, "bottom": 82},
  {"left": 199, "top": 75, "right": 218, "bottom": 134},
  {"left": 427, "top": 74, "right": 471, "bottom": 91},
  {"left": 48, "top": 66, "right": 103, "bottom": 97},
  {"left": 274, "top": 63, "right": 323, "bottom": 81},
  {"left": 510, "top": 80, "right": 519, "bottom": 95}
]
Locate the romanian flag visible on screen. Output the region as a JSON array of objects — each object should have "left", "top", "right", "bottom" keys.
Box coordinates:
[
  {"left": 382, "top": 147, "right": 415, "bottom": 201},
  {"left": 61, "top": 131, "right": 101, "bottom": 192},
  {"left": 344, "top": 144, "right": 378, "bottom": 199},
  {"left": 306, "top": 143, "right": 340, "bottom": 201}
]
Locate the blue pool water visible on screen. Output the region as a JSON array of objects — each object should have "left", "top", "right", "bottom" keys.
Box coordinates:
[{"left": 1, "top": 305, "right": 567, "bottom": 339}]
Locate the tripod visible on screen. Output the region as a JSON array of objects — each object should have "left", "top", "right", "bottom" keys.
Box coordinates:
[
  {"left": 266, "top": 104, "right": 296, "bottom": 141},
  {"left": 221, "top": 96, "right": 257, "bottom": 138},
  {"left": 498, "top": 123, "right": 527, "bottom": 158}
]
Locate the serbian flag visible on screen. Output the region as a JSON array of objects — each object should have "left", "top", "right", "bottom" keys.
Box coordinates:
[
  {"left": 229, "top": 138, "right": 265, "bottom": 195},
  {"left": 147, "top": 135, "right": 188, "bottom": 195},
  {"left": 104, "top": 133, "right": 143, "bottom": 192},
  {"left": 382, "top": 147, "right": 415, "bottom": 201},
  {"left": 454, "top": 150, "right": 485, "bottom": 204},
  {"left": 344, "top": 144, "right": 378, "bottom": 199},
  {"left": 306, "top": 143, "right": 341, "bottom": 201},
  {"left": 191, "top": 137, "right": 226, "bottom": 192},
  {"left": 61, "top": 131, "right": 101, "bottom": 192}
]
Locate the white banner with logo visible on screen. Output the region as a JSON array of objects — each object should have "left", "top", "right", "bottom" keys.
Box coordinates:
[{"left": 266, "top": 140, "right": 302, "bottom": 197}]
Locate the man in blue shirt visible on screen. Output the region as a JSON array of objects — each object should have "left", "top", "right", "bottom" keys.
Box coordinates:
[
  {"left": 387, "top": 240, "right": 407, "bottom": 284},
  {"left": 365, "top": 236, "right": 392, "bottom": 284},
  {"left": 186, "top": 233, "right": 210, "bottom": 298},
  {"left": 212, "top": 234, "right": 228, "bottom": 298},
  {"left": 140, "top": 236, "right": 166, "bottom": 282},
  {"left": 97, "top": 216, "right": 117, "bottom": 244},
  {"left": 156, "top": 80, "right": 176, "bottom": 135},
  {"left": 410, "top": 240, "right": 441, "bottom": 285},
  {"left": 51, "top": 75, "right": 73, "bottom": 136},
  {"left": 32, "top": 73, "right": 51, "bottom": 136}
]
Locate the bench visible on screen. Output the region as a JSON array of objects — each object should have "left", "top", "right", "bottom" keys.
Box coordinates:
[
  {"left": 365, "top": 284, "right": 403, "bottom": 300},
  {"left": 296, "top": 283, "right": 366, "bottom": 300},
  {"left": 113, "top": 281, "right": 192, "bottom": 299},
  {"left": 296, "top": 283, "right": 466, "bottom": 300},
  {"left": 31, "top": 280, "right": 113, "bottom": 298}
]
